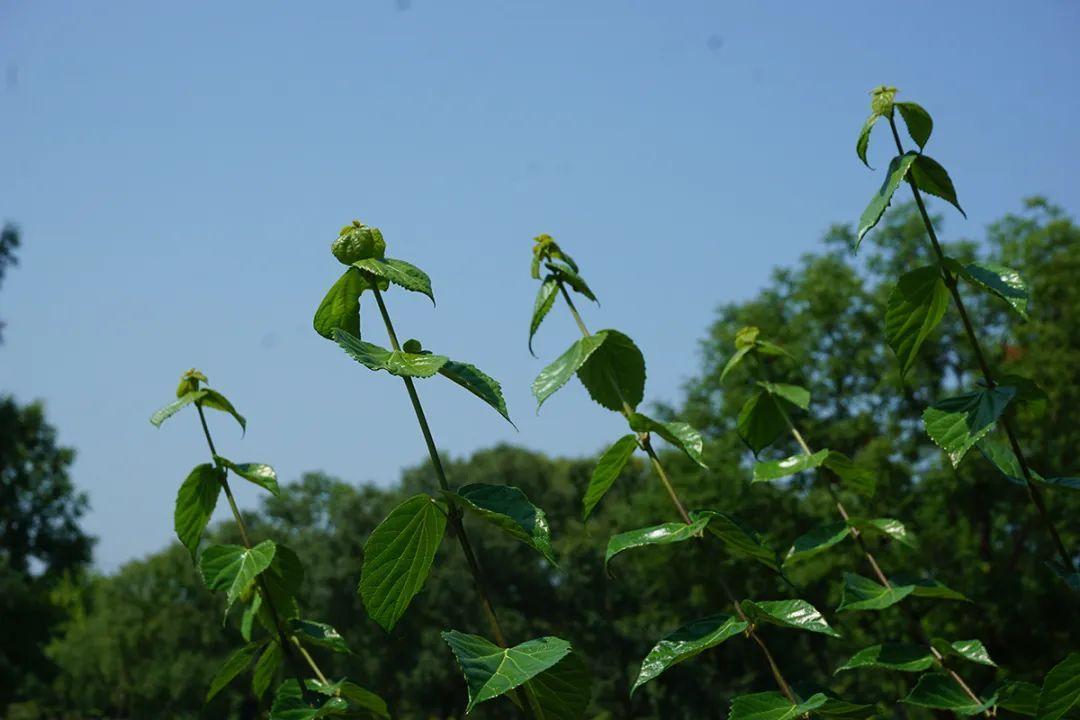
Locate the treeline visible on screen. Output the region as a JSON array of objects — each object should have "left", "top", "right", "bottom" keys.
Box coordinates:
[{"left": 7, "top": 199, "right": 1080, "bottom": 719}]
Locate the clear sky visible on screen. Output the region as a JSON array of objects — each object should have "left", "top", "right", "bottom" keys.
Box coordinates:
[{"left": 2, "top": 1, "right": 1078, "bottom": 572}]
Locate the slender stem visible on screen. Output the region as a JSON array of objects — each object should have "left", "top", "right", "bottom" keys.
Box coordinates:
[
  {"left": 761, "top": 370, "right": 989, "bottom": 715},
  {"left": 195, "top": 404, "right": 317, "bottom": 702},
  {"left": 553, "top": 279, "right": 797, "bottom": 704},
  {"left": 886, "top": 116, "right": 1076, "bottom": 574}
]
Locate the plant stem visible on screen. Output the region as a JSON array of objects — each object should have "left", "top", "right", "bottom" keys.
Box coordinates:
[
  {"left": 763, "top": 373, "right": 988, "bottom": 715},
  {"left": 553, "top": 280, "right": 797, "bottom": 705},
  {"left": 195, "top": 404, "right": 320, "bottom": 702},
  {"left": 886, "top": 115, "right": 1076, "bottom": 575}
]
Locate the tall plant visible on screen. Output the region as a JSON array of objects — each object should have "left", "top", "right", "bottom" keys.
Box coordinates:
[
  {"left": 312, "top": 221, "right": 590, "bottom": 717},
  {"left": 151, "top": 370, "right": 389, "bottom": 718},
  {"left": 721, "top": 325, "right": 1028, "bottom": 716},
  {"left": 527, "top": 236, "right": 855, "bottom": 718},
  {"left": 854, "top": 86, "right": 1077, "bottom": 588}
]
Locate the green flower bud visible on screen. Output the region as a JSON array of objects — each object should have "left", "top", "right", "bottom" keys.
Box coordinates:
[
  {"left": 177, "top": 368, "right": 207, "bottom": 397},
  {"left": 402, "top": 339, "right": 422, "bottom": 353},
  {"left": 870, "top": 85, "right": 897, "bottom": 117},
  {"left": 331, "top": 221, "right": 387, "bottom": 265}
]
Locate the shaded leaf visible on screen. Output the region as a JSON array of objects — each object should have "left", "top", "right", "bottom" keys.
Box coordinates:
[
  {"left": 442, "top": 631, "right": 572, "bottom": 713},
  {"left": 736, "top": 390, "right": 789, "bottom": 456},
  {"left": 605, "top": 517, "right": 708, "bottom": 573},
  {"left": 856, "top": 113, "right": 879, "bottom": 168},
  {"left": 206, "top": 642, "right": 261, "bottom": 702},
  {"left": 438, "top": 359, "right": 514, "bottom": 426},
  {"left": 628, "top": 412, "right": 707, "bottom": 468},
  {"left": 923, "top": 386, "right": 1017, "bottom": 466},
  {"left": 720, "top": 344, "right": 754, "bottom": 384},
  {"left": 905, "top": 674, "right": 994, "bottom": 716},
  {"left": 526, "top": 651, "right": 592, "bottom": 720},
  {"left": 576, "top": 329, "right": 646, "bottom": 412},
  {"left": 857, "top": 152, "right": 918, "bottom": 248},
  {"left": 335, "top": 681, "right": 390, "bottom": 719},
  {"left": 885, "top": 265, "right": 950, "bottom": 377},
  {"left": 313, "top": 267, "right": 368, "bottom": 340},
  {"left": 1036, "top": 653, "right": 1080, "bottom": 720},
  {"left": 729, "top": 691, "right": 827, "bottom": 720},
  {"left": 583, "top": 435, "right": 638, "bottom": 520},
  {"left": 548, "top": 261, "right": 596, "bottom": 302},
  {"left": 836, "top": 643, "right": 933, "bottom": 673},
  {"left": 822, "top": 451, "right": 876, "bottom": 497},
  {"left": 174, "top": 463, "right": 223, "bottom": 559},
  {"left": 996, "top": 681, "right": 1040, "bottom": 717},
  {"left": 741, "top": 599, "right": 841, "bottom": 638},
  {"left": 532, "top": 334, "right": 608, "bottom": 409},
  {"left": 785, "top": 522, "right": 851, "bottom": 565},
  {"left": 896, "top": 101, "right": 932, "bottom": 149},
  {"left": 854, "top": 517, "right": 917, "bottom": 548},
  {"left": 353, "top": 257, "right": 434, "bottom": 303},
  {"left": 837, "top": 572, "right": 915, "bottom": 612},
  {"left": 529, "top": 277, "right": 559, "bottom": 356},
  {"left": 910, "top": 154, "right": 965, "bottom": 217},
  {"left": 756, "top": 381, "right": 810, "bottom": 410},
  {"left": 890, "top": 572, "right": 968, "bottom": 601},
  {"left": 753, "top": 449, "right": 830, "bottom": 483},
  {"left": 199, "top": 389, "right": 247, "bottom": 433},
  {"left": 961, "top": 261, "right": 1029, "bottom": 319},
  {"left": 270, "top": 679, "right": 348, "bottom": 720},
  {"left": 692, "top": 510, "right": 781, "bottom": 572},
  {"left": 289, "top": 619, "right": 350, "bottom": 654},
  {"left": 333, "top": 330, "right": 449, "bottom": 378},
  {"left": 632, "top": 614, "right": 747, "bottom": 693},
  {"left": 453, "top": 483, "right": 556, "bottom": 566},
  {"left": 359, "top": 495, "right": 447, "bottom": 632},
  {"left": 252, "top": 641, "right": 282, "bottom": 699}
]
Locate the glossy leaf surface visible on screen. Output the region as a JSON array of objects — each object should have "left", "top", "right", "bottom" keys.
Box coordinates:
[
  {"left": 857, "top": 152, "right": 918, "bottom": 248},
  {"left": 741, "top": 599, "right": 841, "bottom": 638},
  {"left": 200, "top": 540, "right": 276, "bottom": 612},
  {"left": 923, "top": 386, "right": 1017, "bottom": 466},
  {"left": 753, "top": 449, "right": 829, "bottom": 483},
  {"left": 334, "top": 330, "right": 449, "bottom": 378},
  {"left": 836, "top": 643, "right": 933, "bottom": 673},
  {"left": 453, "top": 483, "right": 556, "bottom": 565},
  {"left": 532, "top": 334, "right": 607, "bottom": 409},
  {"left": 352, "top": 257, "right": 434, "bottom": 303},
  {"left": 837, "top": 572, "right": 915, "bottom": 612},
  {"left": 605, "top": 517, "right": 708, "bottom": 572},
  {"left": 632, "top": 614, "right": 747, "bottom": 693},
  {"left": 910, "top": 154, "right": 965, "bottom": 216},
  {"left": 627, "top": 412, "right": 707, "bottom": 468},
  {"left": 441, "top": 631, "right": 572, "bottom": 712},
  {"left": 438, "top": 359, "right": 514, "bottom": 425}
]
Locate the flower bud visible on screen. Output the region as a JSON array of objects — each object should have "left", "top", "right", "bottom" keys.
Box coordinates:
[{"left": 331, "top": 221, "right": 387, "bottom": 265}]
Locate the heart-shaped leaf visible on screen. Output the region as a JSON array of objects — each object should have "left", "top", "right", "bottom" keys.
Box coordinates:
[
  {"left": 441, "top": 631, "right": 572, "bottom": 713},
  {"left": 885, "top": 264, "right": 950, "bottom": 377},
  {"left": 174, "top": 463, "right": 223, "bottom": 559},
  {"left": 200, "top": 540, "right": 277, "bottom": 612},
  {"left": 741, "top": 599, "right": 841, "bottom": 638},
  {"left": 576, "top": 329, "right": 646, "bottom": 412},
  {"left": 923, "top": 386, "right": 1017, "bottom": 466}
]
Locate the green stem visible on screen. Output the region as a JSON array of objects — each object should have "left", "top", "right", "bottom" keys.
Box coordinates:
[
  {"left": 368, "top": 285, "right": 534, "bottom": 717},
  {"left": 886, "top": 115, "right": 1076, "bottom": 575},
  {"left": 195, "top": 404, "right": 321, "bottom": 702},
  {"left": 758, "top": 365, "right": 988, "bottom": 715},
  {"left": 554, "top": 280, "right": 797, "bottom": 705}
]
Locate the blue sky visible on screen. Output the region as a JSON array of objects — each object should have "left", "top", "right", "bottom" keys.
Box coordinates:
[{"left": 2, "top": 1, "right": 1078, "bottom": 571}]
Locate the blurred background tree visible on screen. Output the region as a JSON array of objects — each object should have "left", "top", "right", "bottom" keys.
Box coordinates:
[{"left": 5, "top": 199, "right": 1077, "bottom": 718}]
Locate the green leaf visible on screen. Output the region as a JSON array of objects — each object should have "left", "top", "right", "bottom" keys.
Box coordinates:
[
  {"left": 961, "top": 261, "right": 1029, "bottom": 319},
  {"left": 822, "top": 451, "right": 876, "bottom": 497},
  {"left": 692, "top": 510, "right": 782, "bottom": 572},
  {"left": 923, "top": 386, "right": 1017, "bottom": 466},
  {"left": 333, "top": 330, "right": 449, "bottom": 378},
  {"left": 910, "top": 154, "right": 965, "bottom": 217},
  {"left": 854, "top": 518, "right": 917, "bottom": 548},
  {"left": 905, "top": 674, "right": 994, "bottom": 716},
  {"left": 532, "top": 334, "right": 608, "bottom": 409},
  {"left": 576, "top": 329, "right": 646, "bottom": 412},
  {"left": 857, "top": 152, "right": 918, "bottom": 248},
  {"left": 359, "top": 494, "right": 447, "bottom": 632},
  {"left": 756, "top": 381, "right": 810, "bottom": 410},
  {"left": 741, "top": 599, "right": 841, "bottom": 638},
  {"left": 885, "top": 264, "right": 950, "bottom": 377},
  {"left": 548, "top": 261, "right": 596, "bottom": 302},
  {"left": 895, "top": 101, "right": 933, "bottom": 149},
  {"left": 200, "top": 540, "right": 276, "bottom": 612},
  {"left": 199, "top": 389, "right": 247, "bottom": 433},
  {"left": 217, "top": 456, "right": 280, "bottom": 496},
  {"left": 631, "top": 614, "right": 747, "bottom": 693},
  {"left": 526, "top": 651, "right": 592, "bottom": 720},
  {"left": 252, "top": 641, "right": 282, "bottom": 699},
  {"left": 736, "top": 390, "right": 789, "bottom": 455},
  {"left": 453, "top": 483, "right": 557, "bottom": 566},
  {"left": 1047, "top": 560, "right": 1080, "bottom": 591},
  {"left": 241, "top": 593, "right": 261, "bottom": 641},
  {"left": 856, "top": 113, "right": 879, "bottom": 168},
  {"left": 784, "top": 522, "right": 851, "bottom": 565},
  {"left": 937, "top": 639, "right": 996, "bottom": 667},
  {"left": 529, "top": 277, "right": 559, "bottom": 356},
  {"left": 150, "top": 390, "right": 207, "bottom": 427},
  {"left": 753, "top": 449, "right": 830, "bottom": 483},
  {"left": 583, "top": 434, "right": 638, "bottom": 520},
  {"left": 352, "top": 257, "right": 434, "bottom": 303},
  {"left": 720, "top": 345, "right": 754, "bottom": 384},
  {"left": 270, "top": 679, "right": 349, "bottom": 720},
  {"left": 438, "top": 359, "right": 514, "bottom": 426},
  {"left": 174, "top": 463, "right": 223, "bottom": 559},
  {"left": 890, "top": 572, "right": 969, "bottom": 601},
  {"left": 206, "top": 642, "right": 260, "bottom": 702},
  {"left": 441, "top": 631, "right": 572, "bottom": 713},
  {"left": 1036, "top": 653, "right": 1080, "bottom": 720},
  {"left": 837, "top": 572, "right": 915, "bottom": 612},
  {"left": 836, "top": 643, "right": 933, "bottom": 674},
  {"left": 729, "top": 691, "right": 827, "bottom": 720},
  {"left": 997, "top": 681, "right": 1040, "bottom": 717},
  {"left": 604, "top": 517, "right": 708, "bottom": 572},
  {"left": 789, "top": 684, "right": 873, "bottom": 719},
  {"left": 288, "top": 619, "right": 350, "bottom": 654},
  {"left": 313, "top": 267, "right": 368, "bottom": 340},
  {"left": 335, "top": 681, "right": 390, "bottom": 719},
  {"left": 627, "top": 412, "right": 707, "bottom": 468}
]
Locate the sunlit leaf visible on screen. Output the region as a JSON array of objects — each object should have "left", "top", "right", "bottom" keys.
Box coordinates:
[
  {"left": 923, "top": 386, "right": 1017, "bottom": 466},
  {"left": 352, "top": 257, "right": 434, "bottom": 303},
  {"left": 174, "top": 463, "right": 223, "bottom": 559},
  {"left": 453, "top": 483, "right": 557, "bottom": 565},
  {"left": 885, "top": 264, "right": 949, "bottom": 377},
  {"left": 856, "top": 152, "right": 918, "bottom": 248},
  {"left": 532, "top": 334, "right": 608, "bottom": 409},
  {"left": 741, "top": 599, "right": 841, "bottom": 638},
  {"left": 632, "top": 614, "right": 747, "bottom": 693},
  {"left": 442, "top": 631, "right": 572, "bottom": 712},
  {"left": 583, "top": 434, "right": 638, "bottom": 520}
]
